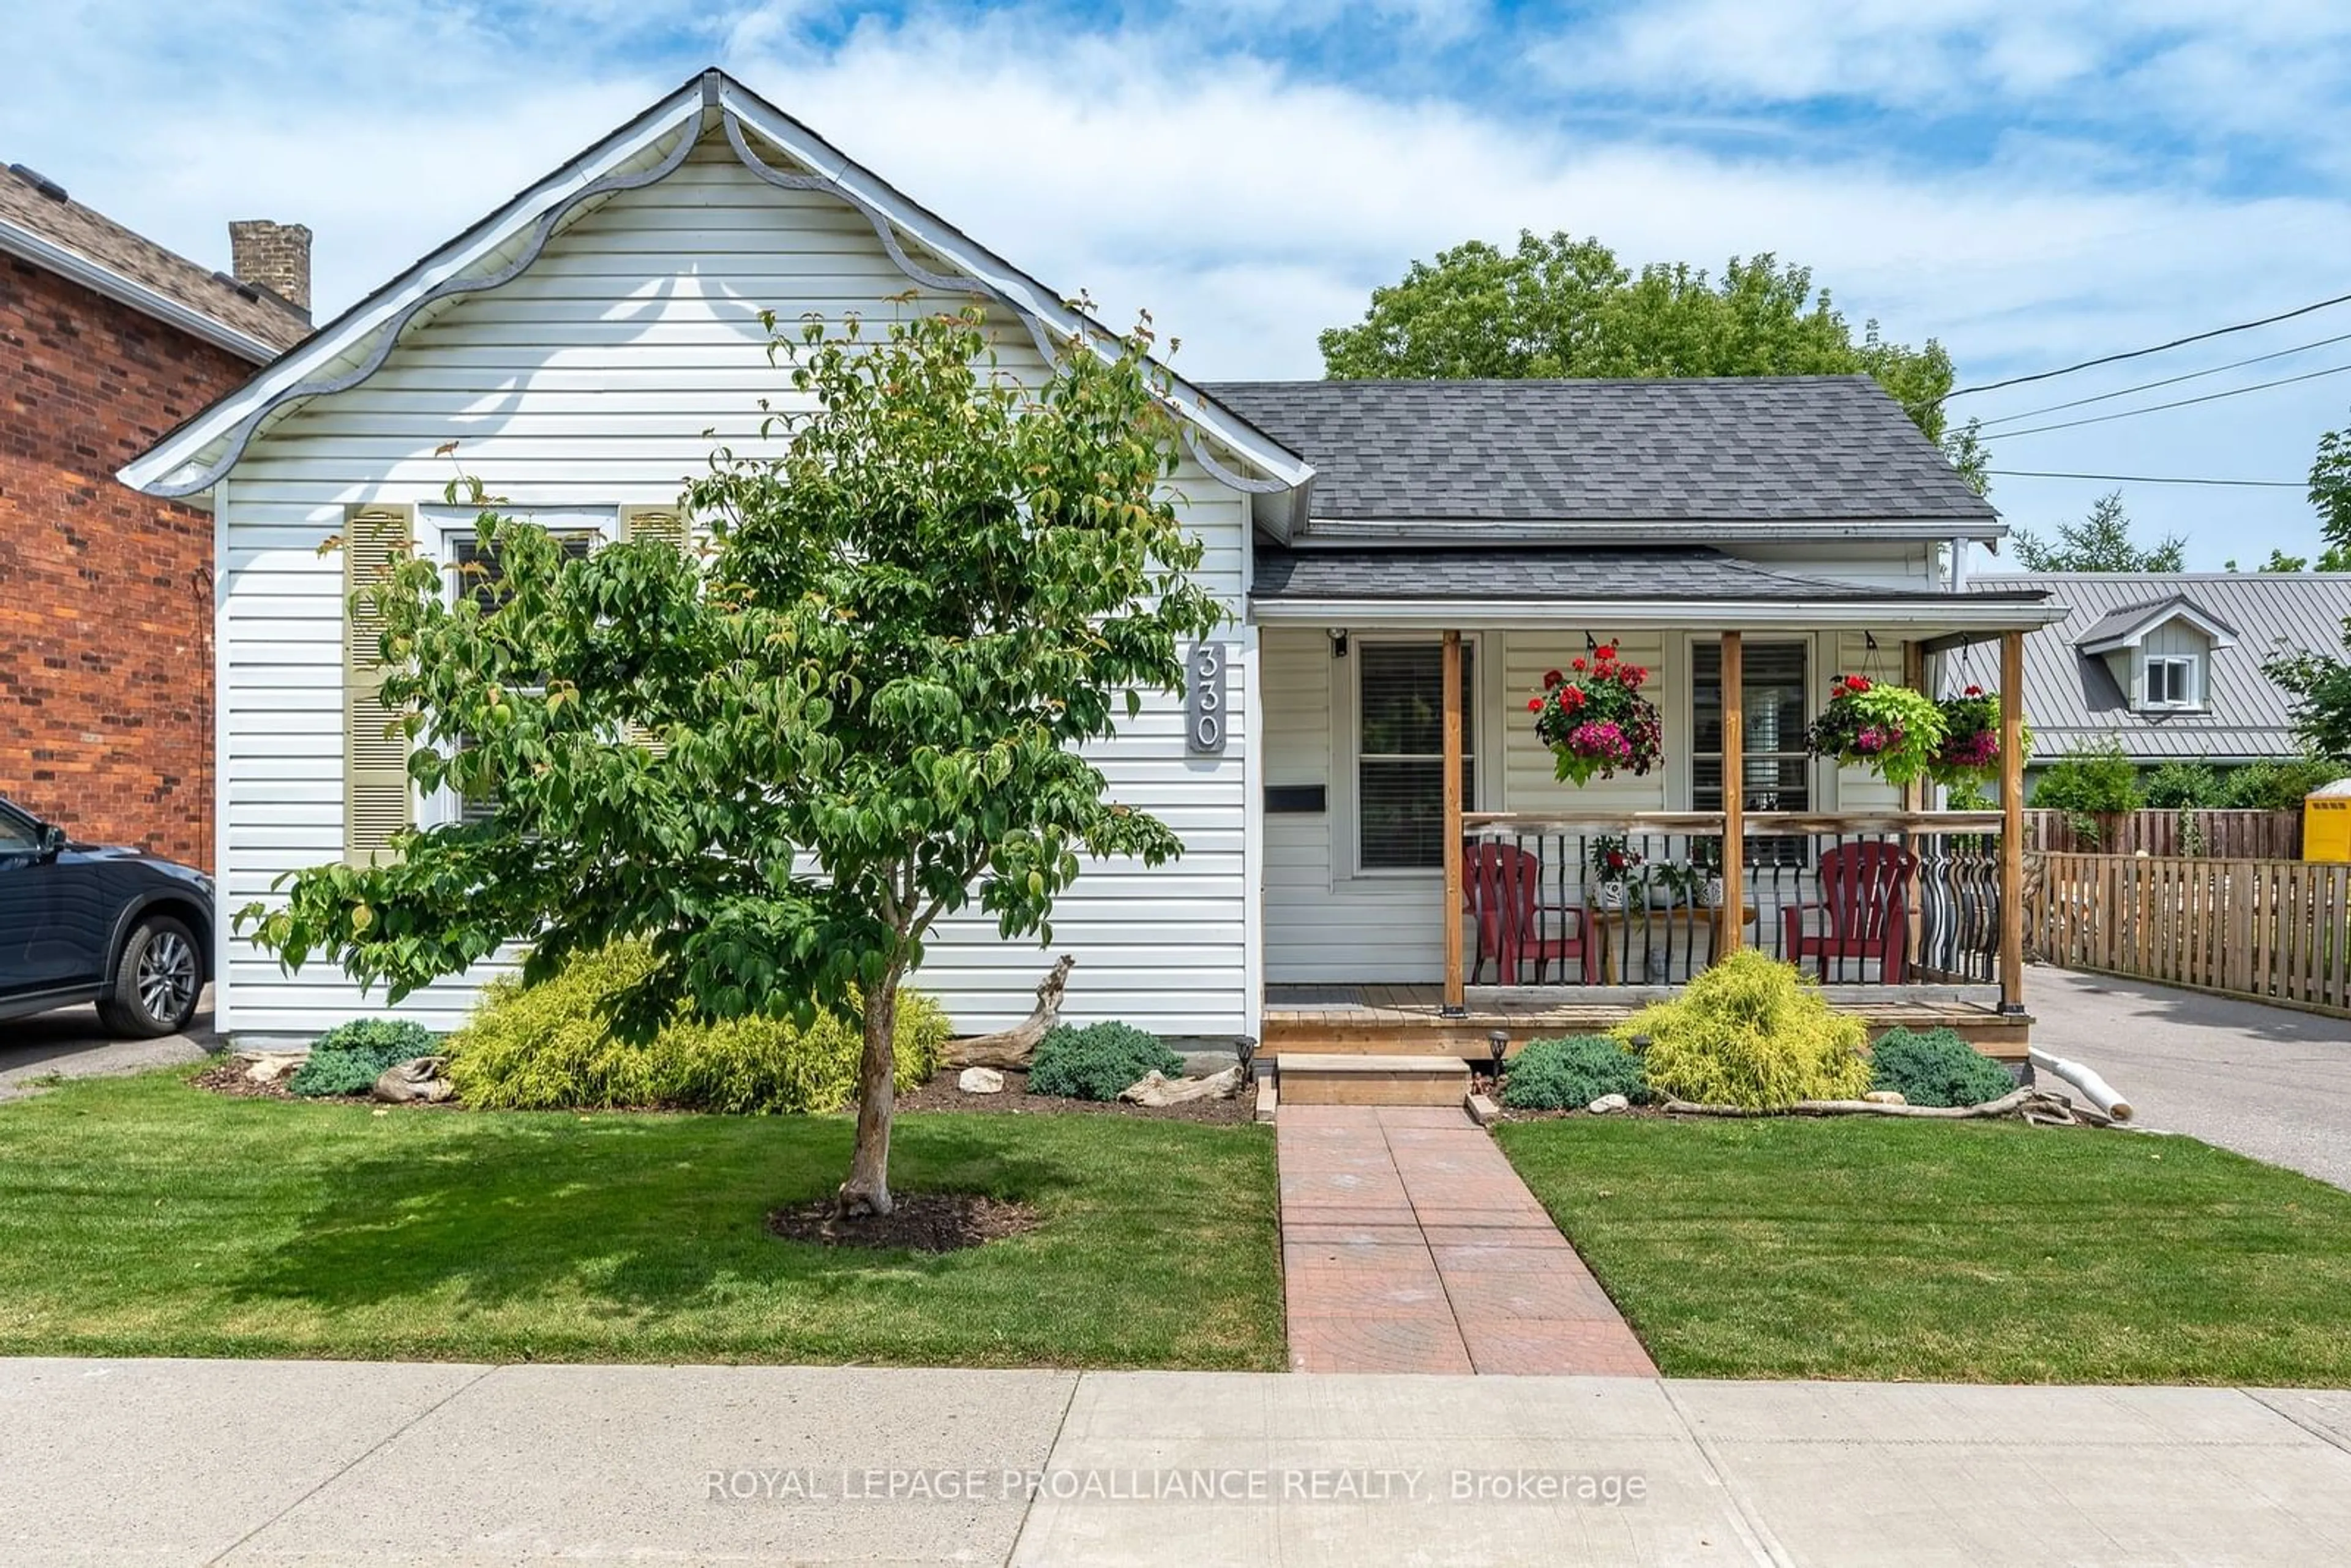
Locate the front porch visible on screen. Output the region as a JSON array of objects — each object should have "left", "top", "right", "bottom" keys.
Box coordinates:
[{"left": 1254, "top": 601, "right": 2047, "bottom": 1061}]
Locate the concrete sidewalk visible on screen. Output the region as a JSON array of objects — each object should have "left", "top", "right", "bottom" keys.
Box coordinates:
[{"left": 6, "top": 1359, "right": 2350, "bottom": 1566}]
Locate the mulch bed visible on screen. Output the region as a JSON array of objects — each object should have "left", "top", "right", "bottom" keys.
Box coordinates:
[
  {"left": 897, "top": 1067, "right": 1257, "bottom": 1123},
  {"left": 766, "top": 1193, "right": 1039, "bottom": 1253},
  {"left": 193, "top": 1059, "right": 302, "bottom": 1101}
]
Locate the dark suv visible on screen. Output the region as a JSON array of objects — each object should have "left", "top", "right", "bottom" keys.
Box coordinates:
[{"left": 0, "top": 797, "right": 212, "bottom": 1036}]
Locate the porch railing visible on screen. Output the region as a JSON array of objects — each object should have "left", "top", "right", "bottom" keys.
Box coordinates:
[{"left": 1459, "top": 811, "right": 2010, "bottom": 993}]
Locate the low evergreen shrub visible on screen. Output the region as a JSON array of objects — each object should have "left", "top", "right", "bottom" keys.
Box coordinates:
[
  {"left": 290, "top": 1019, "right": 441, "bottom": 1098},
  {"left": 443, "top": 942, "right": 948, "bottom": 1114},
  {"left": 1613, "top": 950, "right": 1872, "bottom": 1111},
  {"left": 1499, "top": 1035, "right": 1646, "bottom": 1110},
  {"left": 1869, "top": 1026, "right": 2016, "bottom": 1108},
  {"left": 1026, "top": 1021, "right": 1183, "bottom": 1102}
]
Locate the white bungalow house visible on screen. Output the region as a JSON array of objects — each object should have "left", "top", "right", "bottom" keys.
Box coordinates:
[{"left": 122, "top": 69, "right": 2064, "bottom": 1059}]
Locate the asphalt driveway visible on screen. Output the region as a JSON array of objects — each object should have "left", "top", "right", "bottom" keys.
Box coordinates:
[
  {"left": 0, "top": 987, "right": 218, "bottom": 1103},
  {"left": 2027, "top": 965, "right": 2351, "bottom": 1190}
]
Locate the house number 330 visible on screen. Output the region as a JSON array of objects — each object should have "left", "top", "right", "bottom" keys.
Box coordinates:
[{"left": 1186, "top": 642, "right": 1229, "bottom": 756}]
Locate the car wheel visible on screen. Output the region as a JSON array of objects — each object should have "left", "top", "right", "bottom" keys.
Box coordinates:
[{"left": 97, "top": 915, "right": 201, "bottom": 1038}]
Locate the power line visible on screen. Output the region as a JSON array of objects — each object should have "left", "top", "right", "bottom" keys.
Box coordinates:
[
  {"left": 1947, "top": 287, "right": 2351, "bottom": 399},
  {"left": 1987, "top": 468, "right": 2306, "bottom": 489},
  {"left": 1974, "top": 329, "right": 2351, "bottom": 428},
  {"left": 1984, "top": 357, "right": 2351, "bottom": 439}
]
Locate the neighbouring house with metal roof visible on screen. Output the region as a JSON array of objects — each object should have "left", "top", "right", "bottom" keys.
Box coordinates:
[
  {"left": 120, "top": 67, "right": 2067, "bottom": 1065},
  {"left": 1, "top": 162, "right": 310, "bottom": 870},
  {"left": 1967, "top": 572, "right": 2351, "bottom": 781}
]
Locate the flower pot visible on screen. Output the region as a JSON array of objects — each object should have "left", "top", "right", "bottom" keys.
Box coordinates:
[
  {"left": 1700, "top": 876, "right": 1725, "bottom": 909},
  {"left": 1589, "top": 880, "right": 1630, "bottom": 911}
]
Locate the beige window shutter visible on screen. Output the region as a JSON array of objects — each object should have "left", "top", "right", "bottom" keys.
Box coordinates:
[
  {"left": 616, "top": 505, "right": 688, "bottom": 754},
  {"left": 344, "top": 503, "right": 415, "bottom": 866},
  {"left": 618, "top": 505, "right": 688, "bottom": 549}
]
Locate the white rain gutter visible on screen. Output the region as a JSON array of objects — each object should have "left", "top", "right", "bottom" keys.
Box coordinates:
[{"left": 0, "top": 218, "right": 283, "bottom": 362}]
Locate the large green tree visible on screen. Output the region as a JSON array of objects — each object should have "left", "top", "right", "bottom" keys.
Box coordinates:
[
  {"left": 2009, "top": 491, "right": 2184, "bottom": 573},
  {"left": 1318, "top": 230, "right": 1983, "bottom": 486},
  {"left": 244, "top": 309, "right": 1224, "bottom": 1216}
]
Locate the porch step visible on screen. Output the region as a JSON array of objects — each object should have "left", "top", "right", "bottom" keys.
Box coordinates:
[{"left": 1277, "top": 1053, "right": 1472, "bottom": 1107}]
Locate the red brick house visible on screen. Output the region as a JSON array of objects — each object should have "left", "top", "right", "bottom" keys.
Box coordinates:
[{"left": 1, "top": 164, "right": 310, "bottom": 869}]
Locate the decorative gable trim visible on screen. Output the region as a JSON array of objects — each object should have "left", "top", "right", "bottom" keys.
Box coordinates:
[{"left": 118, "top": 69, "right": 1311, "bottom": 504}]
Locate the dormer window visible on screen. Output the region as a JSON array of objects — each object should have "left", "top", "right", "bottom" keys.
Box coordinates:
[{"left": 2145, "top": 655, "right": 2197, "bottom": 709}]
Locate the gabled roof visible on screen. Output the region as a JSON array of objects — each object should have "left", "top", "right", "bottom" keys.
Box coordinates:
[
  {"left": 1202, "top": 376, "right": 2001, "bottom": 541},
  {"left": 1970, "top": 572, "right": 2351, "bottom": 761},
  {"left": 118, "top": 69, "right": 1310, "bottom": 502},
  {"left": 0, "top": 164, "right": 309, "bottom": 361},
  {"left": 2074, "top": 593, "right": 2239, "bottom": 654}
]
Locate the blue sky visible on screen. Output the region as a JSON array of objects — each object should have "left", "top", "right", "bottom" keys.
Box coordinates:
[{"left": 13, "top": 1, "right": 2351, "bottom": 568}]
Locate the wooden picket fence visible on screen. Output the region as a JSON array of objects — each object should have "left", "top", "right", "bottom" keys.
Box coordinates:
[
  {"left": 2022, "top": 808, "right": 2302, "bottom": 859},
  {"left": 2034, "top": 853, "right": 2351, "bottom": 1011}
]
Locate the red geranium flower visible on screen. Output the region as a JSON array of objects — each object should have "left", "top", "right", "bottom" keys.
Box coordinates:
[
  {"left": 1543, "top": 668, "right": 1564, "bottom": 688},
  {"left": 1571, "top": 657, "right": 1586, "bottom": 672},
  {"left": 1528, "top": 697, "right": 1543, "bottom": 712}
]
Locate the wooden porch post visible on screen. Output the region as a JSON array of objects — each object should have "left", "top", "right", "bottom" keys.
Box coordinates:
[
  {"left": 2000, "top": 629, "right": 2027, "bottom": 1013},
  {"left": 1442, "top": 629, "right": 1466, "bottom": 1016},
  {"left": 1717, "top": 631, "right": 1744, "bottom": 955}
]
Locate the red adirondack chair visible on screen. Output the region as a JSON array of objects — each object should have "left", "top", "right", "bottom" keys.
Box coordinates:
[
  {"left": 1464, "top": 842, "right": 1597, "bottom": 986},
  {"left": 1783, "top": 841, "right": 1917, "bottom": 983}
]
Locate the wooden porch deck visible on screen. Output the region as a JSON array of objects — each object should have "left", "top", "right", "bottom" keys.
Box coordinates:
[{"left": 1263, "top": 983, "right": 2030, "bottom": 1062}]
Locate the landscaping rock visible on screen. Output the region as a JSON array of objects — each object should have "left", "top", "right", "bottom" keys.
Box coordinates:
[
  {"left": 243, "top": 1054, "right": 304, "bottom": 1085},
  {"left": 372, "top": 1057, "right": 452, "bottom": 1105},
  {"left": 1864, "top": 1089, "right": 1908, "bottom": 1106},
  {"left": 1119, "top": 1065, "right": 1243, "bottom": 1106},
  {"left": 957, "top": 1067, "right": 1006, "bottom": 1095},
  {"left": 1587, "top": 1093, "right": 1631, "bottom": 1114}
]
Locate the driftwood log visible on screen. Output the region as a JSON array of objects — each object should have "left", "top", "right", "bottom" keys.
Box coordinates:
[
  {"left": 941, "top": 955, "right": 1076, "bottom": 1070},
  {"left": 1119, "top": 1066, "right": 1243, "bottom": 1106},
  {"left": 1661, "top": 1087, "right": 2096, "bottom": 1123}
]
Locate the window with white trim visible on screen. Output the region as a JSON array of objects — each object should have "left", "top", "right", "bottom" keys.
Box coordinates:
[
  {"left": 1691, "top": 639, "right": 1811, "bottom": 812},
  {"left": 421, "top": 506, "right": 616, "bottom": 827},
  {"left": 2145, "top": 655, "right": 2197, "bottom": 709},
  {"left": 1355, "top": 640, "right": 1475, "bottom": 872}
]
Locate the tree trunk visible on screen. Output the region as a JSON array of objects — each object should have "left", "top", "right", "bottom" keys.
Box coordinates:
[{"left": 836, "top": 968, "right": 901, "bottom": 1218}]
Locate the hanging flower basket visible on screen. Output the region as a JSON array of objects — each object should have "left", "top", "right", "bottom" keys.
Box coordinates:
[
  {"left": 1927, "top": 685, "right": 2004, "bottom": 789},
  {"left": 1528, "top": 643, "right": 1663, "bottom": 786},
  {"left": 1804, "top": 674, "right": 1947, "bottom": 787}
]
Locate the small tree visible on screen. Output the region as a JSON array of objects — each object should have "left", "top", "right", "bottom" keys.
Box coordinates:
[
  {"left": 2011, "top": 491, "right": 2184, "bottom": 572},
  {"left": 242, "top": 307, "right": 1224, "bottom": 1216}
]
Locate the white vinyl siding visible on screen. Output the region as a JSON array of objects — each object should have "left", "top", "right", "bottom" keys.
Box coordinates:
[{"left": 217, "top": 127, "right": 1253, "bottom": 1041}]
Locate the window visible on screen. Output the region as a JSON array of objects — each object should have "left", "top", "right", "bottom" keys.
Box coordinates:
[
  {"left": 1691, "top": 640, "right": 1810, "bottom": 813},
  {"left": 1356, "top": 640, "right": 1474, "bottom": 871},
  {"left": 425, "top": 511, "right": 611, "bottom": 828},
  {"left": 2145, "top": 655, "right": 2196, "bottom": 708},
  {"left": 0, "top": 803, "right": 40, "bottom": 855}
]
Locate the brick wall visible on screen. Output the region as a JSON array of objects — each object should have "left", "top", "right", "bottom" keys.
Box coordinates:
[{"left": 0, "top": 256, "right": 257, "bottom": 870}]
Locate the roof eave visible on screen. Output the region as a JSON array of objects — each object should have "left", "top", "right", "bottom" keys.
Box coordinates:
[
  {"left": 0, "top": 217, "right": 285, "bottom": 364},
  {"left": 1250, "top": 594, "right": 2066, "bottom": 631},
  {"left": 1297, "top": 517, "right": 2006, "bottom": 544}
]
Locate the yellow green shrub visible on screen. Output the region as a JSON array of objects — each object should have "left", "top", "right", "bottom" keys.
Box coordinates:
[
  {"left": 444, "top": 941, "right": 948, "bottom": 1114},
  {"left": 1613, "top": 950, "right": 1871, "bottom": 1111}
]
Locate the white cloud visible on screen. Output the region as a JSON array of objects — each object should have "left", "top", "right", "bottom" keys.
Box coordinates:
[{"left": 4, "top": 1, "right": 2349, "bottom": 563}]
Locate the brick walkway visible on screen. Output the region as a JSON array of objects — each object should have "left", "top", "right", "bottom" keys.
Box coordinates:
[{"left": 1278, "top": 1105, "right": 1657, "bottom": 1376}]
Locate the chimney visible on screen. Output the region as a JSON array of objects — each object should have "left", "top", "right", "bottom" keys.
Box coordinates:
[{"left": 228, "top": 220, "right": 312, "bottom": 317}]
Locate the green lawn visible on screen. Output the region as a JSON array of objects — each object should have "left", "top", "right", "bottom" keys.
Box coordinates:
[
  {"left": 0, "top": 1070, "right": 1282, "bottom": 1369},
  {"left": 1498, "top": 1116, "right": 2351, "bottom": 1385}
]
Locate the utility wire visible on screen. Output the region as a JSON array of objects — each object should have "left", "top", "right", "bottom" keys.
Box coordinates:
[
  {"left": 1982, "top": 358, "right": 2351, "bottom": 439},
  {"left": 1974, "top": 329, "right": 2351, "bottom": 428},
  {"left": 1986, "top": 468, "right": 2306, "bottom": 489},
  {"left": 1947, "top": 288, "right": 2351, "bottom": 399}
]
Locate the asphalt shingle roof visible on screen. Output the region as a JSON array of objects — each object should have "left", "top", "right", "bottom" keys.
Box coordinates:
[
  {"left": 1257, "top": 544, "right": 2045, "bottom": 602},
  {"left": 0, "top": 165, "right": 311, "bottom": 353},
  {"left": 1968, "top": 572, "right": 2351, "bottom": 762},
  {"left": 1199, "top": 376, "right": 1998, "bottom": 527}
]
